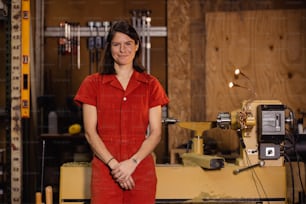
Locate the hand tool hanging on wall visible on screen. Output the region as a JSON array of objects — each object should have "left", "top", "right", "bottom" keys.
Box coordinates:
[
  {"left": 71, "top": 22, "right": 81, "bottom": 69},
  {"left": 130, "top": 9, "right": 152, "bottom": 73},
  {"left": 145, "top": 10, "right": 152, "bottom": 74},
  {"left": 130, "top": 10, "right": 137, "bottom": 28},
  {"left": 102, "top": 21, "right": 110, "bottom": 49},
  {"left": 67, "top": 22, "right": 76, "bottom": 92},
  {"left": 133, "top": 9, "right": 143, "bottom": 66},
  {"left": 141, "top": 11, "right": 146, "bottom": 67},
  {"left": 103, "top": 21, "right": 110, "bottom": 47},
  {"left": 135, "top": 9, "right": 142, "bottom": 30},
  {"left": 65, "top": 21, "right": 72, "bottom": 54},
  {"left": 130, "top": 9, "right": 146, "bottom": 67},
  {"left": 57, "top": 22, "right": 65, "bottom": 76},
  {"left": 58, "top": 22, "right": 80, "bottom": 69},
  {"left": 77, "top": 23, "right": 81, "bottom": 69},
  {"left": 95, "top": 21, "right": 102, "bottom": 72},
  {"left": 87, "top": 21, "right": 95, "bottom": 74},
  {"left": 70, "top": 22, "right": 75, "bottom": 69},
  {"left": 58, "top": 22, "right": 66, "bottom": 55}
]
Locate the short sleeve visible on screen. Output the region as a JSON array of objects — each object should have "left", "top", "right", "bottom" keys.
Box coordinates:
[
  {"left": 74, "top": 74, "right": 100, "bottom": 106},
  {"left": 149, "top": 77, "right": 169, "bottom": 108}
]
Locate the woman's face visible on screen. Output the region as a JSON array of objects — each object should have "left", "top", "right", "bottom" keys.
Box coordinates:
[{"left": 111, "top": 32, "right": 139, "bottom": 67}]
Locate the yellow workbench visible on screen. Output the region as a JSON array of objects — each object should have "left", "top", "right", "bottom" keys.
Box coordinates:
[{"left": 59, "top": 162, "right": 286, "bottom": 204}]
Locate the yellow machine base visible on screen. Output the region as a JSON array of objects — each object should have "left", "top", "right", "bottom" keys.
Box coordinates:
[{"left": 59, "top": 163, "right": 286, "bottom": 203}]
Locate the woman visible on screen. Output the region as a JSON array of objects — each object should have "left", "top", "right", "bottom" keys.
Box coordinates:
[{"left": 74, "top": 20, "right": 169, "bottom": 204}]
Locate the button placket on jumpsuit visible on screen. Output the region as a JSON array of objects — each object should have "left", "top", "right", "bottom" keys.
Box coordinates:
[
  {"left": 119, "top": 80, "right": 147, "bottom": 161},
  {"left": 104, "top": 75, "right": 148, "bottom": 161}
]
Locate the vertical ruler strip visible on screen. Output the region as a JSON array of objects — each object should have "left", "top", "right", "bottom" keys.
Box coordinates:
[{"left": 11, "top": 0, "right": 22, "bottom": 203}]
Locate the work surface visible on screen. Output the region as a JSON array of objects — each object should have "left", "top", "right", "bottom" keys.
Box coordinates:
[
  {"left": 59, "top": 162, "right": 286, "bottom": 203},
  {"left": 156, "top": 164, "right": 286, "bottom": 203}
]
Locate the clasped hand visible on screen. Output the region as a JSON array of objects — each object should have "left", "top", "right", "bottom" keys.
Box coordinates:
[{"left": 111, "top": 159, "right": 137, "bottom": 190}]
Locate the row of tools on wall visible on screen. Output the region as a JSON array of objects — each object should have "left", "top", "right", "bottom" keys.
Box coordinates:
[{"left": 57, "top": 9, "right": 153, "bottom": 74}]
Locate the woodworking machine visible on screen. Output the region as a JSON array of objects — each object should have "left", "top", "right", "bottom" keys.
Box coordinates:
[
  {"left": 155, "top": 100, "right": 290, "bottom": 203},
  {"left": 59, "top": 100, "right": 295, "bottom": 203}
]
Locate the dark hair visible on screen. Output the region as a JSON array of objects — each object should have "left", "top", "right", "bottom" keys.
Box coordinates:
[{"left": 100, "top": 20, "right": 144, "bottom": 74}]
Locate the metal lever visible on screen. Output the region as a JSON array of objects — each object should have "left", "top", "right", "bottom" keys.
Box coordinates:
[{"left": 233, "top": 160, "right": 265, "bottom": 175}]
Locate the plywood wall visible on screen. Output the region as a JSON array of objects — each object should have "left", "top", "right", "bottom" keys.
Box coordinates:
[
  {"left": 167, "top": 5, "right": 306, "bottom": 202},
  {"left": 205, "top": 10, "right": 306, "bottom": 120},
  {"left": 167, "top": 2, "right": 306, "bottom": 152},
  {"left": 167, "top": 0, "right": 193, "bottom": 152}
]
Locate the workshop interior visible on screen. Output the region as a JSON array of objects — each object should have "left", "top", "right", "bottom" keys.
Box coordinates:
[{"left": 0, "top": 0, "right": 306, "bottom": 203}]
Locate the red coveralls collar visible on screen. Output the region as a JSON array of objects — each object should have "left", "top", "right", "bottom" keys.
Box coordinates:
[{"left": 100, "top": 71, "right": 149, "bottom": 95}]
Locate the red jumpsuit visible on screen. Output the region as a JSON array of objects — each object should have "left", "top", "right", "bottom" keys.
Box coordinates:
[{"left": 74, "top": 71, "right": 169, "bottom": 204}]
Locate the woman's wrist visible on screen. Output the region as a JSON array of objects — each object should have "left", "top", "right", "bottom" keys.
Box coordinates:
[
  {"left": 131, "top": 157, "right": 139, "bottom": 165},
  {"left": 106, "top": 157, "right": 114, "bottom": 165},
  {"left": 106, "top": 157, "right": 118, "bottom": 169}
]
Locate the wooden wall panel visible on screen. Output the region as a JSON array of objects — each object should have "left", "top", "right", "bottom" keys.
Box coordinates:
[
  {"left": 167, "top": 0, "right": 192, "bottom": 151},
  {"left": 205, "top": 10, "right": 306, "bottom": 121},
  {"left": 190, "top": 1, "right": 206, "bottom": 122},
  {"left": 0, "top": 21, "right": 6, "bottom": 108}
]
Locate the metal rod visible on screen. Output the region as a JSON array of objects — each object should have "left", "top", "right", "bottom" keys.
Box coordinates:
[
  {"left": 40, "top": 140, "right": 45, "bottom": 193},
  {"left": 233, "top": 160, "right": 265, "bottom": 175},
  {"left": 77, "top": 23, "right": 80, "bottom": 69},
  {"left": 45, "top": 26, "right": 167, "bottom": 37},
  {"left": 141, "top": 15, "right": 146, "bottom": 67}
]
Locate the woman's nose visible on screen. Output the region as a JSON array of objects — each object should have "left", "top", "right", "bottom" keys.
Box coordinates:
[{"left": 120, "top": 44, "right": 126, "bottom": 52}]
